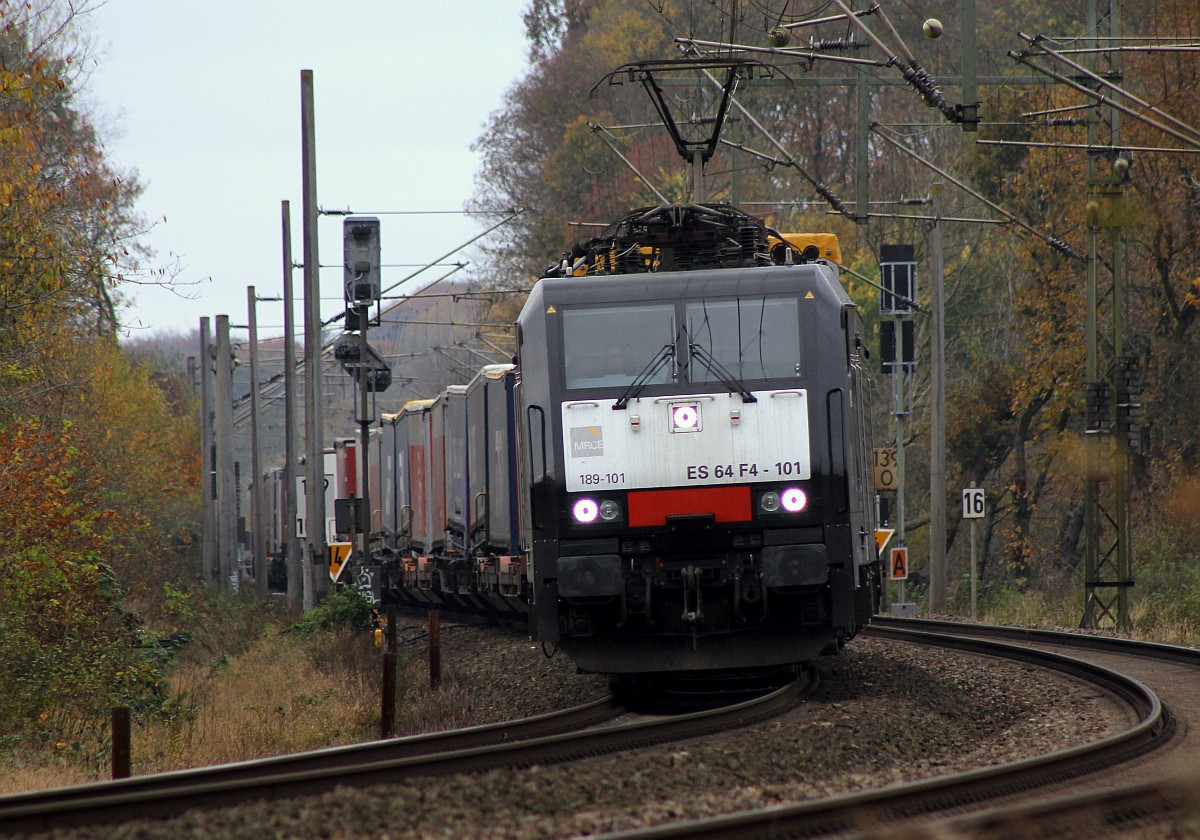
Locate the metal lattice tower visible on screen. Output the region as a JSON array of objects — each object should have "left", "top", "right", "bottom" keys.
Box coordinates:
[{"left": 1081, "top": 0, "right": 1134, "bottom": 631}]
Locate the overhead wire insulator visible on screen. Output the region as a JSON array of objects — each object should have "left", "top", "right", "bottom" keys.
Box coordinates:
[
  {"left": 807, "top": 37, "right": 861, "bottom": 52},
  {"left": 901, "top": 65, "right": 960, "bottom": 123},
  {"left": 1045, "top": 236, "right": 1081, "bottom": 259},
  {"left": 813, "top": 180, "right": 847, "bottom": 215}
]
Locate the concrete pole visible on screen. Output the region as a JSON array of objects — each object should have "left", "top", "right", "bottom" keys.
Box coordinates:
[
  {"left": 892, "top": 314, "right": 906, "bottom": 606},
  {"left": 282, "top": 200, "right": 302, "bottom": 610},
  {"left": 247, "top": 286, "right": 268, "bottom": 599},
  {"left": 301, "top": 69, "right": 325, "bottom": 609},
  {"left": 929, "top": 187, "right": 947, "bottom": 613},
  {"left": 199, "top": 317, "right": 217, "bottom": 583},
  {"left": 214, "top": 315, "right": 237, "bottom": 592}
]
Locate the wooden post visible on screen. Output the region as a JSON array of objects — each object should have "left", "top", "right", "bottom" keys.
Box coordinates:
[
  {"left": 428, "top": 610, "right": 441, "bottom": 690},
  {"left": 111, "top": 706, "right": 130, "bottom": 780},
  {"left": 380, "top": 605, "right": 400, "bottom": 738},
  {"left": 381, "top": 651, "right": 396, "bottom": 739}
]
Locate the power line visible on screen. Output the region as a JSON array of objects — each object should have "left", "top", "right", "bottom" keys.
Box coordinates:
[
  {"left": 870, "top": 123, "right": 1080, "bottom": 259},
  {"left": 317, "top": 207, "right": 521, "bottom": 216}
]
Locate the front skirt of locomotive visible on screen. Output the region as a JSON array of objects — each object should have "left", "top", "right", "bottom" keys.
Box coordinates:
[
  {"left": 558, "top": 622, "right": 850, "bottom": 674},
  {"left": 548, "top": 527, "right": 866, "bottom": 674}
]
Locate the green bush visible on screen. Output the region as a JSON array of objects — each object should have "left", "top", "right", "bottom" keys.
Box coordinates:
[{"left": 286, "top": 588, "right": 374, "bottom": 637}]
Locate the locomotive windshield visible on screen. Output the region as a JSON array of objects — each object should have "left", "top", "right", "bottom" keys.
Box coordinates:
[
  {"left": 562, "top": 304, "right": 676, "bottom": 389},
  {"left": 685, "top": 298, "right": 800, "bottom": 381},
  {"left": 561, "top": 296, "right": 800, "bottom": 390}
]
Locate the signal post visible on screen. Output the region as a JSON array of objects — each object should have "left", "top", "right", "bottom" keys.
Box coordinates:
[{"left": 340, "top": 217, "right": 390, "bottom": 593}]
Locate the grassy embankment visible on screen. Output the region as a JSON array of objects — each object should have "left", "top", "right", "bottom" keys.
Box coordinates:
[{"left": 0, "top": 589, "right": 473, "bottom": 794}]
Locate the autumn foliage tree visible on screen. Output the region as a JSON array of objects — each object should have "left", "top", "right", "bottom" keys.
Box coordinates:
[{"left": 0, "top": 1, "right": 199, "bottom": 745}]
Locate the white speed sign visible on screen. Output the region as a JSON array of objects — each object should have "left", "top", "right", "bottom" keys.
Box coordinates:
[{"left": 962, "top": 488, "right": 985, "bottom": 519}]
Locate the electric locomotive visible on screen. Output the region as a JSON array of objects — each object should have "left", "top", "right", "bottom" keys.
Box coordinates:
[{"left": 515, "top": 203, "right": 879, "bottom": 674}]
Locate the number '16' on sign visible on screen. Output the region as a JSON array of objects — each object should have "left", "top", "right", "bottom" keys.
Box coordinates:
[{"left": 962, "top": 488, "right": 985, "bottom": 519}]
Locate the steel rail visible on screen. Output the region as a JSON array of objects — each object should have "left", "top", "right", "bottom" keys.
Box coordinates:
[
  {"left": 0, "top": 676, "right": 808, "bottom": 835},
  {"left": 592, "top": 622, "right": 1168, "bottom": 839},
  {"left": 0, "top": 693, "right": 618, "bottom": 833},
  {"left": 903, "top": 769, "right": 1200, "bottom": 840},
  {"left": 870, "top": 615, "right": 1200, "bottom": 666}
]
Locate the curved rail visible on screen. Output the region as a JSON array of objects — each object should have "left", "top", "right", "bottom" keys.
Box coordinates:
[
  {"left": 870, "top": 614, "right": 1200, "bottom": 666},
  {"left": 0, "top": 672, "right": 811, "bottom": 835},
  {"left": 919, "top": 769, "right": 1200, "bottom": 840},
  {"left": 0, "top": 693, "right": 619, "bottom": 834},
  {"left": 591, "top": 622, "right": 1170, "bottom": 839}
]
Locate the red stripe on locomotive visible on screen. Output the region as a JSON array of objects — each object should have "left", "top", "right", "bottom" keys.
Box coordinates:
[{"left": 626, "top": 486, "right": 752, "bottom": 527}]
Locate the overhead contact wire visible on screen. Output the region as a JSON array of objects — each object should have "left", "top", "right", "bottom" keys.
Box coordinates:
[{"left": 870, "top": 124, "right": 1081, "bottom": 260}]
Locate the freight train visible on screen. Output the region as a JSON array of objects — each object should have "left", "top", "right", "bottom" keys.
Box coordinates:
[{"left": 274, "top": 202, "right": 881, "bottom": 677}]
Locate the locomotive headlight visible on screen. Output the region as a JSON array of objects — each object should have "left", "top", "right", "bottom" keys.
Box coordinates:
[
  {"left": 670, "top": 402, "right": 701, "bottom": 433},
  {"left": 573, "top": 498, "right": 600, "bottom": 524},
  {"left": 598, "top": 499, "right": 622, "bottom": 522},
  {"left": 781, "top": 487, "right": 808, "bottom": 512},
  {"left": 760, "top": 491, "right": 781, "bottom": 513}
]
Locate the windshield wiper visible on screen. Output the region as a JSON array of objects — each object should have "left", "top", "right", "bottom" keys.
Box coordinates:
[
  {"left": 613, "top": 344, "right": 675, "bottom": 410},
  {"left": 688, "top": 343, "right": 757, "bottom": 403}
]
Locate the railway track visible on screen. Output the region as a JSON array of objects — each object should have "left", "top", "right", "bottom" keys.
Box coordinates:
[
  {"left": 0, "top": 669, "right": 811, "bottom": 835},
  {"left": 6, "top": 619, "right": 1192, "bottom": 838},
  {"left": 591, "top": 618, "right": 1192, "bottom": 839}
]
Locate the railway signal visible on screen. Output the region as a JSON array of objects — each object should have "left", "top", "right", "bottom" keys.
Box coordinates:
[
  {"left": 343, "top": 216, "right": 381, "bottom": 306},
  {"left": 879, "top": 244, "right": 917, "bottom": 317},
  {"left": 332, "top": 334, "right": 392, "bottom": 393},
  {"left": 341, "top": 215, "right": 384, "bottom": 584}
]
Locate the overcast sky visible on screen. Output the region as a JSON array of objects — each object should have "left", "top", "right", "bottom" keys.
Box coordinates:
[{"left": 83, "top": 1, "right": 530, "bottom": 338}]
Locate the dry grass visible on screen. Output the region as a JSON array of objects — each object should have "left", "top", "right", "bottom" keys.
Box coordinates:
[
  {"left": 0, "top": 625, "right": 479, "bottom": 794},
  {"left": 0, "top": 755, "right": 98, "bottom": 794},
  {"left": 961, "top": 584, "right": 1200, "bottom": 647},
  {"left": 1126, "top": 607, "right": 1200, "bottom": 647},
  {"left": 133, "top": 628, "right": 378, "bottom": 773}
]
